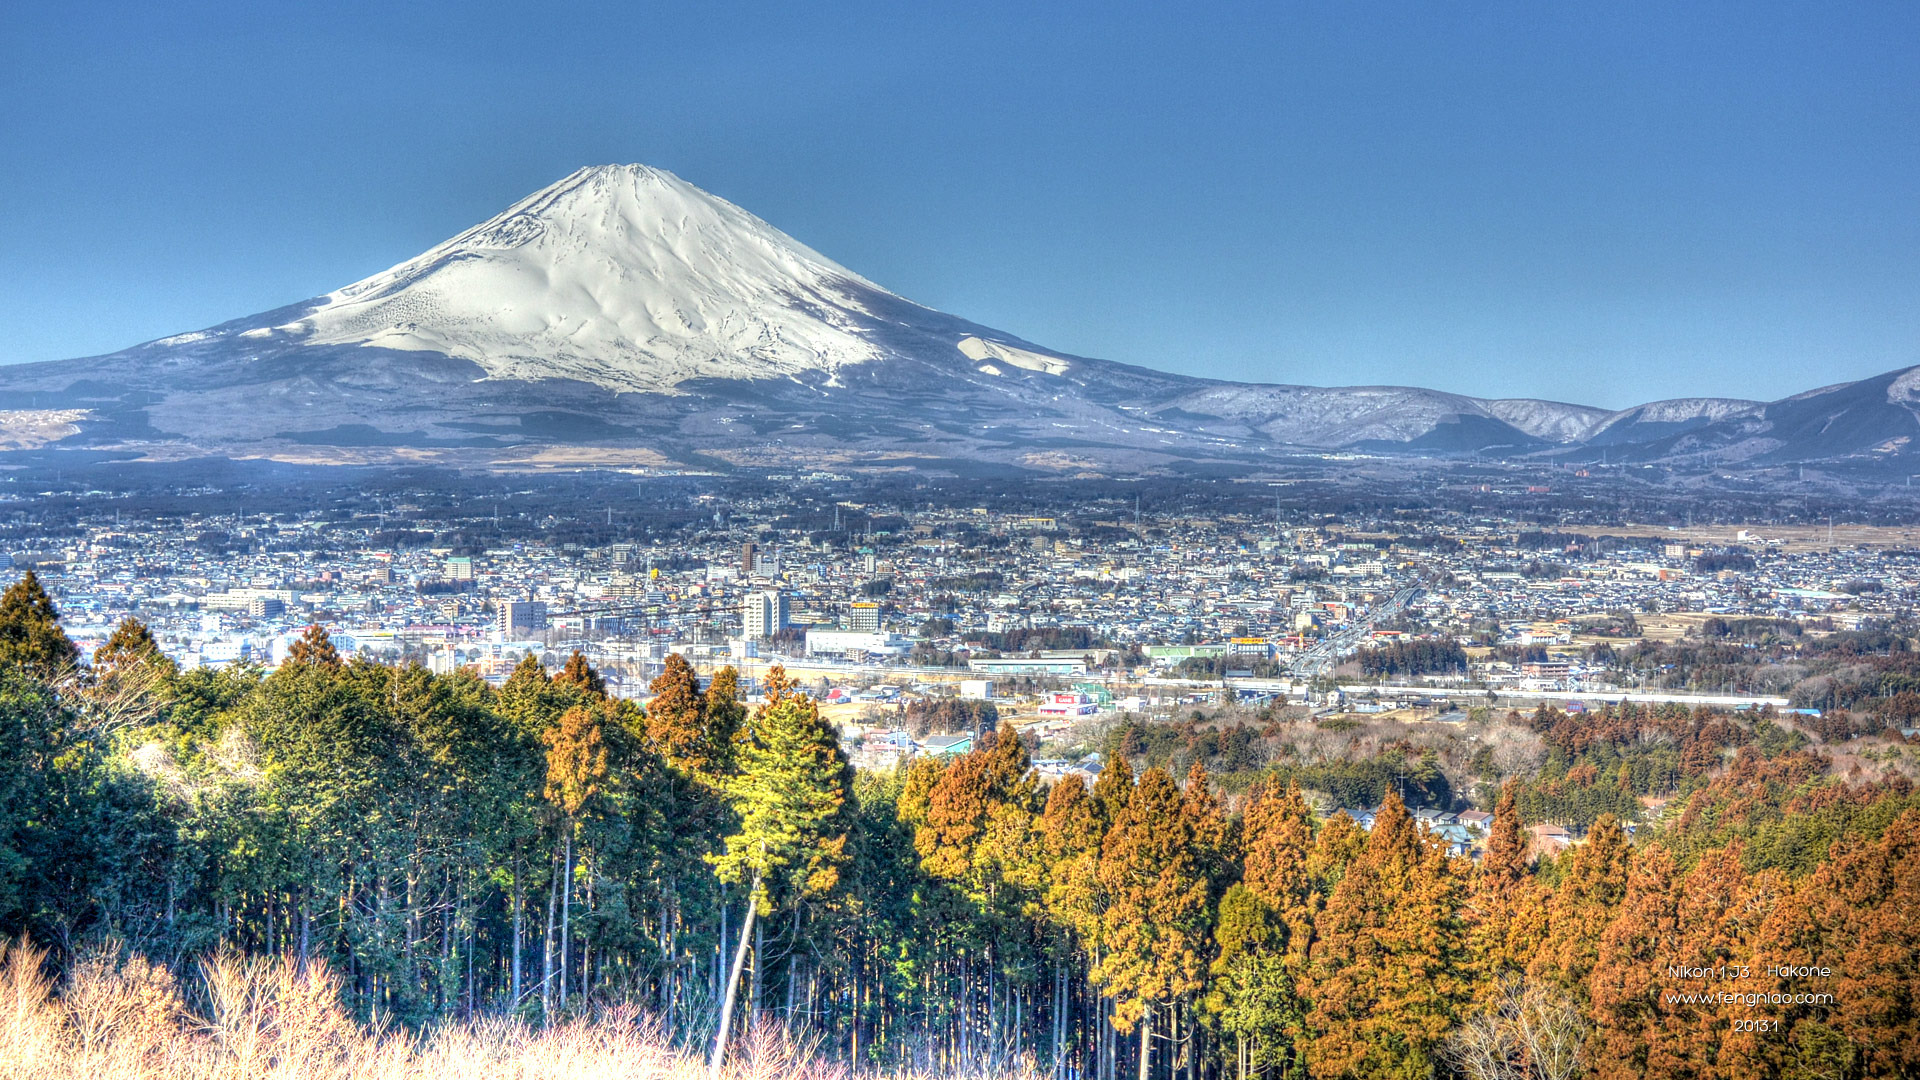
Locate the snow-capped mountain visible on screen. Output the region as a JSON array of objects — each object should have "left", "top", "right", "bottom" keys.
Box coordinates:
[
  {"left": 0, "top": 164, "right": 1904, "bottom": 473},
  {"left": 272, "top": 165, "right": 914, "bottom": 392}
]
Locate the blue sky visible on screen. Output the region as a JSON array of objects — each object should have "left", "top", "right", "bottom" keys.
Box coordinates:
[{"left": 2, "top": 0, "right": 1915, "bottom": 407}]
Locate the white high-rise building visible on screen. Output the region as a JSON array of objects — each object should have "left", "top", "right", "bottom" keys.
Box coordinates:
[
  {"left": 498, "top": 600, "right": 547, "bottom": 637},
  {"left": 742, "top": 590, "right": 788, "bottom": 639}
]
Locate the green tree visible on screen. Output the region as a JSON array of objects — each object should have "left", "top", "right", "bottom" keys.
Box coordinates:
[
  {"left": 1208, "top": 883, "right": 1303, "bottom": 1079},
  {"left": 0, "top": 571, "right": 78, "bottom": 679},
  {"left": 707, "top": 667, "right": 851, "bottom": 1076}
]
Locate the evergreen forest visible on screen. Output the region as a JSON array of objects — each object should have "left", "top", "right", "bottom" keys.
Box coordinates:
[{"left": 1, "top": 570, "right": 1916, "bottom": 1079}]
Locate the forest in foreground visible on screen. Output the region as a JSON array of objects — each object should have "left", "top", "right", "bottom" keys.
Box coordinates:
[{"left": 0, "top": 569, "right": 1916, "bottom": 1080}]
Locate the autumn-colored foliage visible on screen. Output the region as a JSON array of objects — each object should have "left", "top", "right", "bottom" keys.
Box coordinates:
[{"left": 1, "top": 594, "right": 1917, "bottom": 1080}]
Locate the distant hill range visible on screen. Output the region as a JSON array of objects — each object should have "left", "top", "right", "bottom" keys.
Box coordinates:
[{"left": 0, "top": 164, "right": 1912, "bottom": 475}]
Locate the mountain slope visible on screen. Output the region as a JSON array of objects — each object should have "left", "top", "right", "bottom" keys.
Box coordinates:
[
  {"left": 282, "top": 165, "right": 907, "bottom": 391},
  {"left": 0, "top": 164, "right": 1905, "bottom": 473}
]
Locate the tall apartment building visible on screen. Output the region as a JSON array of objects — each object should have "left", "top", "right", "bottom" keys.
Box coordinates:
[
  {"left": 741, "top": 541, "right": 758, "bottom": 577},
  {"left": 742, "top": 590, "right": 789, "bottom": 639},
  {"left": 445, "top": 556, "right": 475, "bottom": 581},
  {"left": 498, "top": 600, "right": 548, "bottom": 637}
]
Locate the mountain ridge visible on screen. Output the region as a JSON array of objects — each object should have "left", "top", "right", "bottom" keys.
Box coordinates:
[{"left": 0, "top": 163, "right": 1908, "bottom": 474}]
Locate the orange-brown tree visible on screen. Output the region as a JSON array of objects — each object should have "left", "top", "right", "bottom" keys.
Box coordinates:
[
  {"left": 1095, "top": 765, "right": 1222, "bottom": 1080},
  {"left": 1303, "top": 793, "right": 1467, "bottom": 1080}
]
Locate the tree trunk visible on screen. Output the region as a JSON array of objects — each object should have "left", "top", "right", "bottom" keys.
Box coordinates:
[
  {"left": 510, "top": 870, "right": 523, "bottom": 1007},
  {"left": 543, "top": 848, "right": 558, "bottom": 1022},
  {"left": 1171, "top": 1004, "right": 1179, "bottom": 1080},
  {"left": 560, "top": 827, "right": 573, "bottom": 1009},
  {"left": 717, "top": 883, "right": 728, "bottom": 1007},
  {"left": 752, "top": 917, "right": 765, "bottom": 1026},
  {"left": 1053, "top": 966, "right": 1065, "bottom": 1078},
  {"left": 1139, "top": 1005, "right": 1152, "bottom": 1080},
  {"left": 708, "top": 877, "right": 758, "bottom": 1080}
]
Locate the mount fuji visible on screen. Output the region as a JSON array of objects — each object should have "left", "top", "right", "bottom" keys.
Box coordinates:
[{"left": 0, "top": 164, "right": 1910, "bottom": 474}]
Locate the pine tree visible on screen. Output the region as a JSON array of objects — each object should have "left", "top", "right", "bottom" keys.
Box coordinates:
[
  {"left": 707, "top": 667, "right": 851, "bottom": 1076},
  {"left": 85, "top": 616, "right": 176, "bottom": 731},
  {"left": 916, "top": 720, "right": 1038, "bottom": 892},
  {"left": 1304, "top": 792, "right": 1467, "bottom": 1080},
  {"left": 92, "top": 616, "right": 165, "bottom": 671},
  {"left": 1095, "top": 765, "right": 1218, "bottom": 1080},
  {"left": 913, "top": 722, "right": 1043, "bottom": 1070},
  {"left": 648, "top": 654, "right": 719, "bottom": 776},
  {"left": 1586, "top": 843, "right": 1683, "bottom": 1080},
  {"left": 1802, "top": 808, "right": 1920, "bottom": 1076},
  {"left": 1306, "top": 811, "right": 1367, "bottom": 898},
  {"left": 1467, "top": 783, "right": 1544, "bottom": 994},
  {"left": 543, "top": 703, "right": 611, "bottom": 1010},
  {"left": 554, "top": 651, "right": 606, "bottom": 698},
  {"left": 1182, "top": 761, "right": 1234, "bottom": 888},
  {"left": 286, "top": 624, "right": 342, "bottom": 670},
  {"left": 1207, "top": 883, "right": 1302, "bottom": 1080},
  {"left": 1038, "top": 772, "right": 1107, "bottom": 948},
  {"left": 0, "top": 570, "right": 78, "bottom": 678},
  {"left": 1243, "top": 779, "right": 1316, "bottom": 957},
  {"left": 701, "top": 665, "right": 748, "bottom": 774},
  {"left": 1530, "top": 814, "right": 1630, "bottom": 993}
]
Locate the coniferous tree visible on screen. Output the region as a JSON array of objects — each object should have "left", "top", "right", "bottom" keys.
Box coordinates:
[
  {"left": 85, "top": 616, "right": 177, "bottom": 731},
  {"left": 543, "top": 703, "right": 610, "bottom": 1009},
  {"left": 93, "top": 616, "right": 165, "bottom": 671},
  {"left": 1530, "top": 814, "right": 1631, "bottom": 994},
  {"left": 1799, "top": 809, "right": 1920, "bottom": 1077},
  {"left": 1587, "top": 843, "right": 1683, "bottom": 1080},
  {"left": 1468, "top": 783, "right": 1544, "bottom": 997},
  {"left": 1304, "top": 793, "right": 1466, "bottom": 1080},
  {"left": 701, "top": 665, "right": 748, "bottom": 775},
  {"left": 286, "top": 623, "right": 342, "bottom": 670},
  {"left": 0, "top": 571, "right": 78, "bottom": 678},
  {"left": 1242, "top": 779, "right": 1317, "bottom": 959},
  {"left": 554, "top": 651, "right": 606, "bottom": 698},
  {"left": 1305, "top": 812, "right": 1367, "bottom": 898},
  {"left": 647, "top": 654, "right": 716, "bottom": 775},
  {"left": 1208, "top": 883, "right": 1302, "bottom": 1080},
  {"left": 1096, "top": 765, "right": 1218, "bottom": 1080},
  {"left": 708, "top": 667, "right": 851, "bottom": 1075}
]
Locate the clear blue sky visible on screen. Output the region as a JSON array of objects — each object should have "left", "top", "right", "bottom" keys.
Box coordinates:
[{"left": 3, "top": 1, "right": 1916, "bottom": 407}]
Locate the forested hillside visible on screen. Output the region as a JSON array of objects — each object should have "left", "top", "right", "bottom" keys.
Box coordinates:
[{"left": 0, "top": 568, "right": 1916, "bottom": 1079}]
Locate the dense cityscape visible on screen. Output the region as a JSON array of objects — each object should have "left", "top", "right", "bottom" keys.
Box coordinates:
[{"left": 22, "top": 471, "right": 1920, "bottom": 714}]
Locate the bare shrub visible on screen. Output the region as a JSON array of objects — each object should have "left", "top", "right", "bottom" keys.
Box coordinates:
[
  {"left": 1442, "top": 977, "right": 1588, "bottom": 1080},
  {"left": 0, "top": 941, "right": 1028, "bottom": 1080}
]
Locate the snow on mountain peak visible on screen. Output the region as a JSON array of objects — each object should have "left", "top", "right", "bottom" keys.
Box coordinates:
[{"left": 281, "top": 164, "right": 909, "bottom": 392}]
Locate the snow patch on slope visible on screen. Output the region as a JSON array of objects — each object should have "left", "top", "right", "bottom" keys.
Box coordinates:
[
  {"left": 957, "top": 336, "right": 1073, "bottom": 376},
  {"left": 1480, "top": 399, "right": 1613, "bottom": 442},
  {"left": 1886, "top": 367, "right": 1920, "bottom": 406}
]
